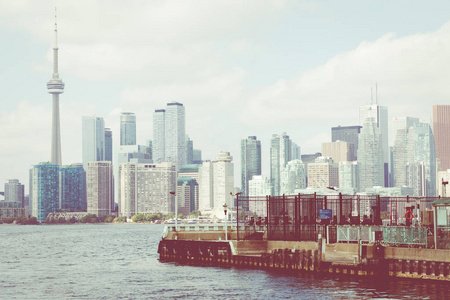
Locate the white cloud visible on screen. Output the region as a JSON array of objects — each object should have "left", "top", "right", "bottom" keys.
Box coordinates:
[{"left": 2, "top": 1, "right": 450, "bottom": 193}]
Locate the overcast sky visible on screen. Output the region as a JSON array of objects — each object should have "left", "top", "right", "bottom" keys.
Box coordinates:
[{"left": 2, "top": 0, "right": 450, "bottom": 195}]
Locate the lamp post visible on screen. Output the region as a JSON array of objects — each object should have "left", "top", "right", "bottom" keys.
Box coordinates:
[
  {"left": 223, "top": 203, "right": 228, "bottom": 241},
  {"left": 230, "top": 192, "right": 242, "bottom": 240},
  {"left": 170, "top": 191, "right": 177, "bottom": 231},
  {"left": 442, "top": 179, "right": 448, "bottom": 197}
]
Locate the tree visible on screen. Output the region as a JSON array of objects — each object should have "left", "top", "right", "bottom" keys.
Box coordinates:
[
  {"left": 113, "top": 216, "right": 127, "bottom": 223},
  {"left": 189, "top": 210, "right": 201, "bottom": 218},
  {"left": 131, "top": 213, "right": 146, "bottom": 222},
  {"left": 27, "top": 217, "right": 39, "bottom": 225},
  {"left": 15, "top": 216, "right": 28, "bottom": 225},
  {"left": 3, "top": 218, "right": 15, "bottom": 224},
  {"left": 67, "top": 217, "right": 77, "bottom": 224}
]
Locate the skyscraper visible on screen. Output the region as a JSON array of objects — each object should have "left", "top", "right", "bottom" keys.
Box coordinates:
[
  {"left": 4, "top": 179, "right": 25, "bottom": 206},
  {"left": 359, "top": 104, "right": 389, "bottom": 186},
  {"left": 212, "top": 152, "right": 234, "bottom": 211},
  {"left": 165, "top": 102, "right": 186, "bottom": 168},
  {"left": 153, "top": 109, "right": 165, "bottom": 163},
  {"left": 82, "top": 116, "right": 105, "bottom": 170},
  {"left": 331, "top": 125, "right": 361, "bottom": 159},
  {"left": 186, "top": 135, "right": 194, "bottom": 165},
  {"left": 60, "top": 164, "right": 85, "bottom": 211},
  {"left": 358, "top": 117, "right": 384, "bottom": 191},
  {"left": 153, "top": 102, "right": 186, "bottom": 168},
  {"left": 393, "top": 121, "right": 436, "bottom": 196},
  {"left": 119, "top": 162, "right": 176, "bottom": 217},
  {"left": 30, "top": 162, "right": 59, "bottom": 222},
  {"left": 47, "top": 11, "right": 65, "bottom": 166},
  {"left": 270, "top": 133, "right": 292, "bottom": 196},
  {"left": 433, "top": 105, "right": 450, "bottom": 171},
  {"left": 280, "top": 160, "right": 306, "bottom": 195},
  {"left": 198, "top": 161, "right": 214, "bottom": 212},
  {"left": 87, "top": 161, "right": 113, "bottom": 217},
  {"left": 241, "top": 136, "right": 262, "bottom": 197},
  {"left": 104, "top": 128, "right": 113, "bottom": 163},
  {"left": 339, "top": 161, "right": 359, "bottom": 191},
  {"left": 120, "top": 112, "right": 136, "bottom": 146},
  {"left": 307, "top": 157, "right": 339, "bottom": 189},
  {"left": 321, "top": 141, "right": 356, "bottom": 163},
  {"left": 248, "top": 175, "right": 271, "bottom": 216}
]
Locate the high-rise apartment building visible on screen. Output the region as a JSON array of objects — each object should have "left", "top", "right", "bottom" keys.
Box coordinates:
[
  {"left": 153, "top": 109, "right": 165, "bottom": 163},
  {"left": 82, "top": 116, "right": 105, "bottom": 170},
  {"left": 358, "top": 117, "right": 384, "bottom": 191},
  {"left": 248, "top": 175, "right": 271, "bottom": 216},
  {"left": 359, "top": 104, "right": 389, "bottom": 186},
  {"left": 198, "top": 161, "right": 214, "bottom": 211},
  {"left": 104, "top": 128, "right": 113, "bottom": 163},
  {"left": 60, "top": 164, "right": 85, "bottom": 211},
  {"left": 270, "top": 133, "right": 292, "bottom": 196},
  {"left": 213, "top": 152, "right": 234, "bottom": 210},
  {"left": 30, "top": 162, "right": 59, "bottom": 222},
  {"left": 280, "top": 160, "right": 306, "bottom": 195},
  {"left": 4, "top": 179, "right": 25, "bottom": 206},
  {"left": 307, "top": 157, "right": 339, "bottom": 189},
  {"left": 433, "top": 105, "right": 450, "bottom": 171},
  {"left": 321, "top": 141, "right": 355, "bottom": 163},
  {"left": 198, "top": 152, "right": 234, "bottom": 215},
  {"left": 87, "top": 161, "right": 113, "bottom": 217},
  {"left": 118, "top": 162, "right": 176, "bottom": 217},
  {"left": 331, "top": 125, "right": 361, "bottom": 159},
  {"left": 241, "top": 136, "right": 262, "bottom": 197},
  {"left": 120, "top": 112, "right": 136, "bottom": 146}
]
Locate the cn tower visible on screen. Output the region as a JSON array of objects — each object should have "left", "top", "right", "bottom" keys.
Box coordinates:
[{"left": 47, "top": 9, "right": 65, "bottom": 166}]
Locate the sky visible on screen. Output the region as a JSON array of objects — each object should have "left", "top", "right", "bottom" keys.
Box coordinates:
[{"left": 1, "top": 0, "right": 450, "bottom": 195}]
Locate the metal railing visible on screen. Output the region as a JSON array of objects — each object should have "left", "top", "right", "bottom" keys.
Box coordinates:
[
  {"left": 382, "top": 226, "right": 428, "bottom": 247},
  {"left": 337, "top": 225, "right": 382, "bottom": 243}
]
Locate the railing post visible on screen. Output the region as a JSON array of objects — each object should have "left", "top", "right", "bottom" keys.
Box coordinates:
[
  {"left": 237, "top": 194, "right": 239, "bottom": 241},
  {"left": 283, "top": 194, "right": 286, "bottom": 241},
  {"left": 338, "top": 193, "right": 343, "bottom": 225}
]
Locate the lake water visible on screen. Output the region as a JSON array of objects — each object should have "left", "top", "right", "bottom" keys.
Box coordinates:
[{"left": 1, "top": 224, "right": 449, "bottom": 299}]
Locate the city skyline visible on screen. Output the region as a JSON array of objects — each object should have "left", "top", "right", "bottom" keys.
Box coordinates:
[{"left": 2, "top": 2, "right": 450, "bottom": 192}]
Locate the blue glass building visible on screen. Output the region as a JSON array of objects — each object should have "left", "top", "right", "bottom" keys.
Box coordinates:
[
  {"left": 60, "top": 164, "right": 86, "bottom": 211},
  {"left": 30, "top": 162, "right": 59, "bottom": 222}
]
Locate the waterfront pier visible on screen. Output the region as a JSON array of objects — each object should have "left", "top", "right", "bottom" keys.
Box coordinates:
[{"left": 158, "top": 194, "right": 450, "bottom": 281}]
